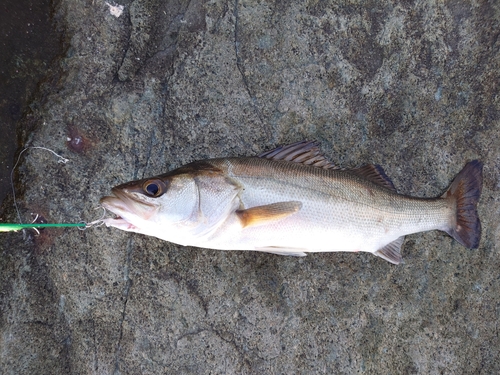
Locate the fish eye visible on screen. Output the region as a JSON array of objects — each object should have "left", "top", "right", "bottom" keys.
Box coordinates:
[
  {"left": 143, "top": 179, "right": 166, "bottom": 197},
  {"left": 146, "top": 183, "right": 159, "bottom": 196}
]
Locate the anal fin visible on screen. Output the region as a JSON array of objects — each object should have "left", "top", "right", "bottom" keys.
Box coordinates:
[
  {"left": 374, "top": 237, "right": 405, "bottom": 265},
  {"left": 237, "top": 201, "right": 302, "bottom": 228}
]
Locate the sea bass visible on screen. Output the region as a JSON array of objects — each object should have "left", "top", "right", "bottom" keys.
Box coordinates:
[{"left": 100, "top": 141, "right": 482, "bottom": 264}]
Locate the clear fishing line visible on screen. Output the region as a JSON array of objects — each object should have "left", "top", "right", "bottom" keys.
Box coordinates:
[{"left": 2, "top": 146, "right": 105, "bottom": 233}]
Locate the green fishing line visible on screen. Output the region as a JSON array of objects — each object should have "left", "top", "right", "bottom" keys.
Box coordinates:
[{"left": 0, "top": 223, "right": 86, "bottom": 232}]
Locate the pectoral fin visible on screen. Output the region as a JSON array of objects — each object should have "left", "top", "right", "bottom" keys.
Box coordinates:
[
  {"left": 374, "top": 237, "right": 405, "bottom": 265},
  {"left": 236, "top": 201, "right": 302, "bottom": 228}
]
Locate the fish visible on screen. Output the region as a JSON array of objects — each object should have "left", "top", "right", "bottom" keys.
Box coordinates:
[{"left": 100, "top": 141, "right": 483, "bottom": 264}]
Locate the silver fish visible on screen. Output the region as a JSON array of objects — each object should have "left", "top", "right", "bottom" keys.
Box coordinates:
[{"left": 100, "top": 141, "right": 482, "bottom": 264}]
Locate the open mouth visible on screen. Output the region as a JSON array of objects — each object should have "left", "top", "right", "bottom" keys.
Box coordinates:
[
  {"left": 99, "top": 200, "right": 137, "bottom": 230},
  {"left": 103, "top": 216, "right": 138, "bottom": 231},
  {"left": 99, "top": 196, "right": 134, "bottom": 229},
  {"left": 99, "top": 189, "right": 158, "bottom": 231}
]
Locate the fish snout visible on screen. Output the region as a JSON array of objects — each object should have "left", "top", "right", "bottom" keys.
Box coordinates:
[{"left": 100, "top": 189, "right": 158, "bottom": 221}]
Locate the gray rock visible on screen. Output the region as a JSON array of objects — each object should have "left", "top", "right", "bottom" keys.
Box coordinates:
[{"left": 1, "top": 0, "right": 499, "bottom": 373}]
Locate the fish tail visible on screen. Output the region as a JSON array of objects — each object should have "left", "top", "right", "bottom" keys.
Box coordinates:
[{"left": 443, "top": 160, "right": 483, "bottom": 248}]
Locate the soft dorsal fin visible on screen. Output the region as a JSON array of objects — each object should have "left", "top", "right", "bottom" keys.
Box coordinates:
[
  {"left": 236, "top": 201, "right": 302, "bottom": 228},
  {"left": 349, "top": 164, "right": 396, "bottom": 191},
  {"left": 258, "top": 140, "right": 337, "bottom": 170}
]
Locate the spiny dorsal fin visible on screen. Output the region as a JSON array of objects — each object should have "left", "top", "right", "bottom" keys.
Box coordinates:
[
  {"left": 236, "top": 201, "right": 302, "bottom": 228},
  {"left": 258, "top": 140, "right": 337, "bottom": 170},
  {"left": 349, "top": 164, "right": 396, "bottom": 191},
  {"left": 374, "top": 237, "right": 405, "bottom": 264}
]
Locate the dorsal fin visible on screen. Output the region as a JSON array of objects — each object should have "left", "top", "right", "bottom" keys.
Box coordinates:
[
  {"left": 258, "top": 140, "right": 337, "bottom": 170},
  {"left": 258, "top": 142, "right": 396, "bottom": 191},
  {"left": 348, "top": 164, "right": 396, "bottom": 191}
]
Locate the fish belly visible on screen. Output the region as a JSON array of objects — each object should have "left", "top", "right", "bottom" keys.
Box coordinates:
[
  {"left": 202, "top": 192, "right": 396, "bottom": 254},
  {"left": 203, "top": 200, "right": 395, "bottom": 254}
]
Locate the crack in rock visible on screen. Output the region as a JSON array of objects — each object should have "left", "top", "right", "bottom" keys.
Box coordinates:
[
  {"left": 114, "top": 238, "right": 134, "bottom": 375},
  {"left": 233, "top": 0, "right": 264, "bottom": 125}
]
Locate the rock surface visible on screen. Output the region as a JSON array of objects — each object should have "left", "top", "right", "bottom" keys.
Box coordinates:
[{"left": 1, "top": 0, "right": 499, "bottom": 373}]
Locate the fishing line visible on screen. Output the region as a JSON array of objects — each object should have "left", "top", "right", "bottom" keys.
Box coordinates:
[
  {"left": 0, "top": 223, "right": 86, "bottom": 232},
  {"left": 1, "top": 146, "right": 107, "bottom": 233},
  {"left": 10, "top": 146, "right": 69, "bottom": 224}
]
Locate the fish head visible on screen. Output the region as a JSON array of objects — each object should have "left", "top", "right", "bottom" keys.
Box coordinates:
[{"left": 100, "top": 172, "right": 199, "bottom": 240}]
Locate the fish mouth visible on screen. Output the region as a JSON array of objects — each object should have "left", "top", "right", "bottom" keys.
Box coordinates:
[{"left": 100, "top": 188, "right": 158, "bottom": 228}]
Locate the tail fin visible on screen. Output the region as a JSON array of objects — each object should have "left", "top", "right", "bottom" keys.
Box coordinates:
[{"left": 443, "top": 160, "right": 483, "bottom": 248}]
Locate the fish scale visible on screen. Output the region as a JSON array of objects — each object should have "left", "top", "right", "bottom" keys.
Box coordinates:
[{"left": 213, "top": 158, "right": 446, "bottom": 251}]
